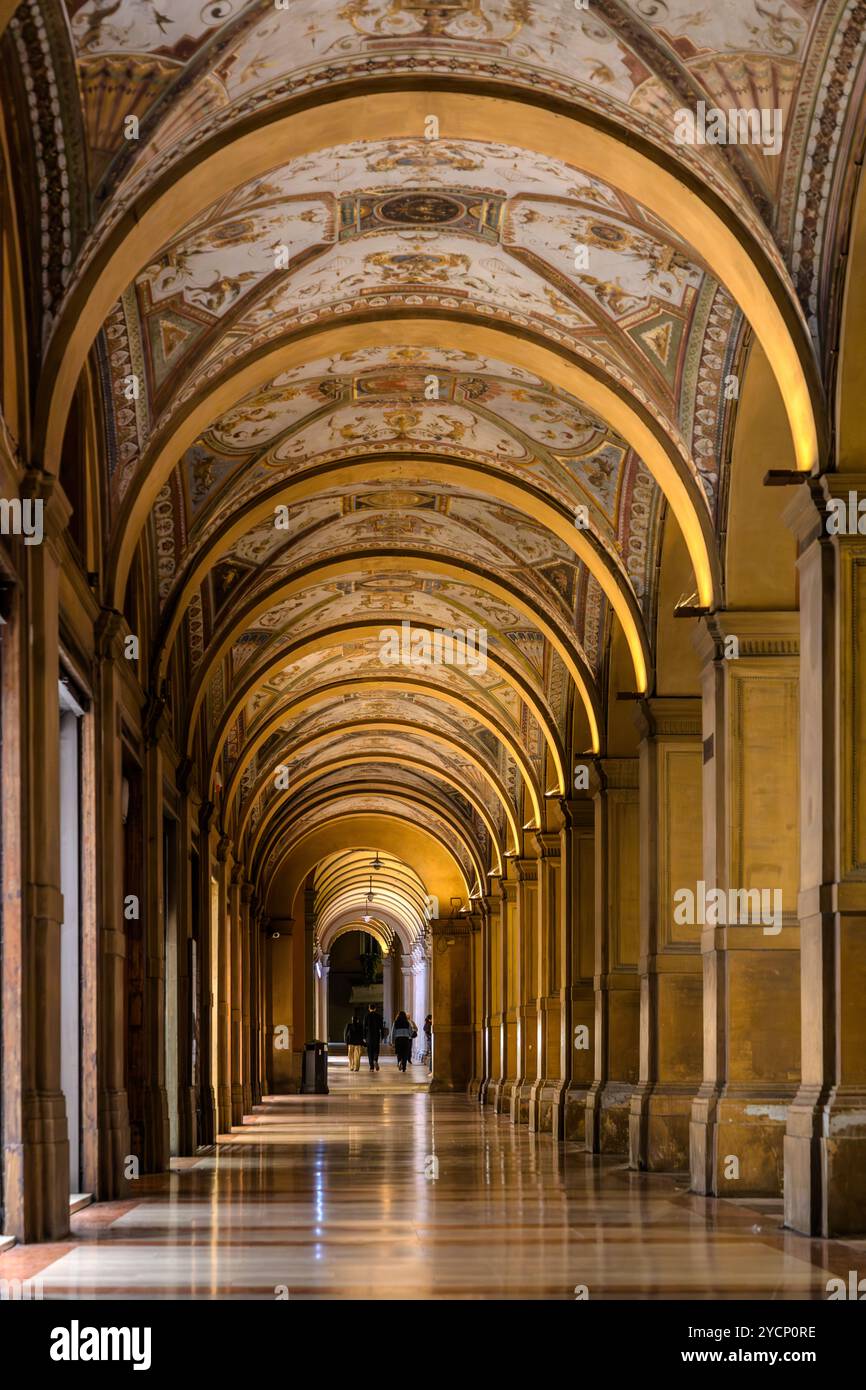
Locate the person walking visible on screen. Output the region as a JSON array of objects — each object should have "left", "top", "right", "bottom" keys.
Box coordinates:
[
  {"left": 364, "top": 1004, "right": 384, "bottom": 1071},
  {"left": 344, "top": 1011, "right": 364, "bottom": 1072},
  {"left": 391, "top": 1010, "right": 414, "bottom": 1072},
  {"left": 422, "top": 1014, "right": 433, "bottom": 1070}
]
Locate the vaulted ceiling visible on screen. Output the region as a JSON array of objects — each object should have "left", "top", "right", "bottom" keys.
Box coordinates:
[{"left": 5, "top": 0, "right": 863, "bottom": 907}]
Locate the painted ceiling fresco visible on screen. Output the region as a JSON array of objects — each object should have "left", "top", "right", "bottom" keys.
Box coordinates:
[
  {"left": 120, "top": 141, "right": 729, "bottom": 459},
  {"left": 223, "top": 633, "right": 547, "bottom": 793},
  {"left": 15, "top": 0, "right": 857, "bottom": 892},
  {"left": 64, "top": 0, "right": 840, "bottom": 253},
  {"left": 248, "top": 747, "right": 498, "bottom": 860}
]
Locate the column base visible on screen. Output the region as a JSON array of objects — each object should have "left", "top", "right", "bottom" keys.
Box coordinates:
[
  {"left": 13, "top": 1092, "right": 70, "bottom": 1242},
  {"left": 483, "top": 1078, "right": 505, "bottom": 1111},
  {"left": 784, "top": 1087, "right": 866, "bottom": 1236},
  {"left": 528, "top": 1078, "right": 565, "bottom": 1135},
  {"left": 141, "top": 1084, "right": 170, "bottom": 1172},
  {"left": 242, "top": 1082, "right": 253, "bottom": 1117},
  {"left": 231, "top": 1083, "right": 244, "bottom": 1127},
  {"left": 177, "top": 1085, "right": 197, "bottom": 1156},
  {"left": 199, "top": 1085, "right": 217, "bottom": 1146},
  {"left": 498, "top": 1077, "right": 519, "bottom": 1114},
  {"left": 563, "top": 1084, "right": 590, "bottom": 1144},
  {"left": 97, "top": 1088, "right": 131, "bottom": 1199},
  {"left": 217, "top": 1084, "right": 232, "bottom": 1135},
  {"left": 510, "top": 1077, "right": 532, "bottom": 1125},
  {"left": 629, "top": 1084, "right": 696, "bottom": 1172},
  {"left": 585, "top": 1082, "right": 633, "bottom": 1153},
  {"left": 690, "top": 1086, "right": 795, "bottom": 1196}
]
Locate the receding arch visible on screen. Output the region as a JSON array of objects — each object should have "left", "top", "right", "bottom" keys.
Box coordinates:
[
  {"left": 265, "top": 814, "right": 472, "bottom": 921},
  {"left": 257, "top": 792, "right": 488, "bottom": 906},
  {"left": 246, "top": 715, "right": 524, "bottom": 854},
  {"left": 174, "top": 550, "right": 602, "bottom": 755},
  {"left": 42, "top": 86, "right": 822, "bottom": 494},
  {"left": 149, "top": 455, "right": 651, "bottom": 701},
  {"left": 219, "top": 677, "right": 546, "bottom": 832},
  {"left": 246, "top": 761, "right": 500, "bottom": 877},
  {"left": 242, "top": 755, "right": 505, "bottom": 876},
  {"left": 112, "top": 315, "right": 716, "bottom": 677},
  {"left": 210, "top": 631, "right": 561, "bottom": 811}
]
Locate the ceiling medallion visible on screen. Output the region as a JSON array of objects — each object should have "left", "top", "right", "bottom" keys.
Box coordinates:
[{"left": 376, "top": 193, "right": 464, "bottom": 225}]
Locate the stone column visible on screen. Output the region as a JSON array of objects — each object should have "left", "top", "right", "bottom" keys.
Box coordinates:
[
  {"left": 401, "top": 962, "right": 413, "bottom": 1024},
  {"left": 468, "top": 899, "right": 490, "bottom": 1097},
  {"left": 497, "top": 878, "right": 519, "bottom": 1110},
  {"left": 415, "top": 940, "right": 430, "bottom": 1063},
  {"left": 560, "top": 795, "right": 596, "bottom": 1142},
  {"left": 4, "top": 479, "right": 70, "bottom": 1239},
  {"left": 93, "top": 609, "right": 131, "bottom": 1198},
  {"left": 511, "top": 855, "right": 538, "bottom": 1124},
  {"left": 585, "top": 758, "right": 640, "bottom": 1153},
  {"left": 141, "top": 726, "right": 169, "bottom": 1171},
  {"left": 429, "top": 915, "right": 476, "bottom": 1091},
  {"left": 241, "top": 881, "right": 254, "bottom": 1116},
  {"left": 304, "top": 884, "right": 316, "bottom": 1043},
  {"left": 250, "top": 899, "right": 263, "bottom": 1106},
  {"left": 318, "top": 951, "right": 330, "bottom": 1043},
  {"left": 229, "top": 863, "right": 245, "bottom": 1126},
  {"left": 690, "top": 613, "right": 800, "bottom": 1197},
  {"left": 784, "top": 482, "right": 866, "bottom": 1234},
  {"left": 529, "top": 828, "right": 563, "bottom": 1133},
  {"left": 175, "top": 764, "right": 197, "bottom": 1154},
  {"left": 196, "top": 803, "right": 217, "bottom": 1145},
  {"left": 214, "top": 836, "right": 232, "bottom": 1134},
  {"left": 271, "top": 915, "right": 296, "bottom": 1090},
  {"left": 629, "top": 699, "right": 703, "bottom": 1171},
  {"left": 483, "top": 877, "right": 507, "bottom": 1109}
]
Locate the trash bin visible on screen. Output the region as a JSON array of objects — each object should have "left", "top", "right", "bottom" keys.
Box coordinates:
[{"left": 301, "top": 1040, "right": 329, "bottom": 1094}]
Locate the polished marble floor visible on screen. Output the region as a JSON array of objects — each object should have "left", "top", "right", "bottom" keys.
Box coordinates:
[{"left": 1, "top": 1058, "right": 861, "bottom": 1300}]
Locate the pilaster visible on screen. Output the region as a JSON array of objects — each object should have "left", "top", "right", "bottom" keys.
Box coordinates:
[
  {"left": 558, "top": 795, "right": 596, "bottom": 1143},
  {"left": 528, "top": 828, "right": 564, "bottom": 1134},
  {"left": 4, "top": 478, "right": 70, "bottom": 1239},
  {"left": 429, "top": 914, "right": 476, "bottom": 1092},
  {"left": 510, "top": 854, "right": 538, "bottom": 1124},
  {"left": 629, "top": 699, "right": 703, "bottom": 1172},
  {"left": 783, "top": 481, "right": 866, "bottom": 1234},
  {"left": 689, "top": 612, "right": 801, "bottom": 1198},
  {"left": 585, "top": 758, "right": 640, "bottom": 1153}
]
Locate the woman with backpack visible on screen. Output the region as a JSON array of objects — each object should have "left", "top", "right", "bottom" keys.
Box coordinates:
[{"left": 390, "top": 1010, "right": 415, "bottom": 1072}]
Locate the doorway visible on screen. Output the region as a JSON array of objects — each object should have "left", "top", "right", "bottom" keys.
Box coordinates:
[{"left": 327, "top": 931, "right": 383, "bottom": 1043}]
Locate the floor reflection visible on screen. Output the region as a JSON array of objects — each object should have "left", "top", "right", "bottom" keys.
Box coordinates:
[{"left": 0, "top": 1060, "right": 857, "bottom": 1300}]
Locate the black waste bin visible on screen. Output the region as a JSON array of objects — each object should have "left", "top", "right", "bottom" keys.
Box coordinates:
[{"left": 301, "top": 1040, "right": 329, "bottom": 1094}]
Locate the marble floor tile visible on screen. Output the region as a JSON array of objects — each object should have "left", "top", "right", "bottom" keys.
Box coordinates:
[{"left": 0, "top": 1059, "right": 856, "bottom": 1300}]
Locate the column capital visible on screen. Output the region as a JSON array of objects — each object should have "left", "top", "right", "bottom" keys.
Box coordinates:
[
  {"left": 599, "top": 756, "right": 639, "bottom": 791},
  {"left": 94, "top": 606, "right": 125, "bottom": 661},
  {"left": 633, "top": 695, "right": 701, "bottom": 741},
  {"left": 216, "top": 833, "right": 232, "bottom": 864},
  {"left": 20, "top": 466, "right": 71, "bottom": 541},
  {"left": 783, "top": 473, "right": 866, "bottom": 553},
  {"left": 559, "top": 796, "right": 595, "bottom": 830},
  {"left": 693, "top": 611, "right": 799, "bottom": 667},
  {"left": 533, "top": 829, "right": 561, "bottom": 859}
]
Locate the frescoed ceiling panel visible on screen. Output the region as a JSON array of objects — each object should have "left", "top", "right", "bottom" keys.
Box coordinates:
[{"left": 66, "top": 0, "right": 845, "bottom": 252}]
